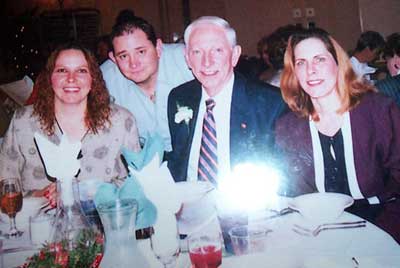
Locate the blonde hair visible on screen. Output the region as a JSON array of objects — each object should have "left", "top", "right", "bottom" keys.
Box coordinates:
[{"left": 280, "top": 28, "right": 376, "bottom": 120}]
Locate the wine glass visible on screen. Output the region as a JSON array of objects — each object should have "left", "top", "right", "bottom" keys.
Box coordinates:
[
  {"left": 188, "top": 218, "right": 223, "bottom": 268},
  {"left": 150, "top": 226, "right": 180, "bottom": 268},
  {"left": 0, "top": 178, "right": 23, "bottom": 238}
]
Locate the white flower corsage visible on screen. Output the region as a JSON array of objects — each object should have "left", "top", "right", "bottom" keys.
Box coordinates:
[{"left": 174, "top": 105, "right": 193, "bottom": 125}]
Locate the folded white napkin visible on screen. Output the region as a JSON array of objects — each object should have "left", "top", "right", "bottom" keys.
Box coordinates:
[
  {"left": 0, "top": 76, "right": 33, "bottom": 106},
  {"left": 34, "top": 132, "right": 81, "bottom": 206},
  {"left": 128, "top": 155, "right": 181, "bottom": 215},
  {"left": 129, "top": 155, "right": 181, "bottom": 251}
]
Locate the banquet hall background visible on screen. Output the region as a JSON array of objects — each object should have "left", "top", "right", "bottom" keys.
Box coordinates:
[{"left": 0, "top": 0, "right": 399, "bottom": 133}]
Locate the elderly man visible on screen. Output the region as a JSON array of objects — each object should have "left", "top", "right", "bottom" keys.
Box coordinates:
[
  {"left": 101, "top": 16, "right": 193, "bottom": 151},
  {"left": 167, "top": 16, "right": 286, "bottom": 183},
  {"left": 376, "top": 32, "right": 400, "bottom": 107}
]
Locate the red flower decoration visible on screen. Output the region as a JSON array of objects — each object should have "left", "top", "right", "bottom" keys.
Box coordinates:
[
  {"left": 49, "top": 242, "right": 63, "bottom": 253},
  {"left": 39, "top": 250, "right": 45, "bottom": 260},
  {"left": 55, "top": 250, "right": 69, "bottom": 267},
  {"left": 90, "top": 253, "right": 103, "bottom": 268},
  {"left": 95, "top": 233, "right": 104, "bottom": 245}
]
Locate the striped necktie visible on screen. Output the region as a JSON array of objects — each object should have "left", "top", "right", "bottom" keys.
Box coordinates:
[{"left": 198, "top": 98, "right": 218, "bottom": 186}]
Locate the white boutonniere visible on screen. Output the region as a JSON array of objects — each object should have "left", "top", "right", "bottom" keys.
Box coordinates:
[{"left": 174, "top": 105, "right": 193, "bottom": 125}]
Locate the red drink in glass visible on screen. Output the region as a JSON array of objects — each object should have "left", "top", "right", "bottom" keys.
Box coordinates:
[{"left": 189, "top": 245, "right": 222, "bottom": 268}]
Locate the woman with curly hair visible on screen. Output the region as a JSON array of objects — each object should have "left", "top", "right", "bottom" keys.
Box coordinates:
[
  {"left": 0, "top": 42, "right": 140, "bottom": 197},
  {"left": 275, "top": 28, "right": 400, "bottom": 242}
]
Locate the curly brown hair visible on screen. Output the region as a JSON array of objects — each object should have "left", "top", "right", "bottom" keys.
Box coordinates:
[
  {"left": 33, "top": 42, "right": 111, "bottom": 135},
  {"left": 280, "top": 28, "right": 376, "bottom": 121}
]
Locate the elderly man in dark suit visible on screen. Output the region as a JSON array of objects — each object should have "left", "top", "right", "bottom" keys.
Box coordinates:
[{"left": 167, "top": 16, "right": 286, "bottom": 183}]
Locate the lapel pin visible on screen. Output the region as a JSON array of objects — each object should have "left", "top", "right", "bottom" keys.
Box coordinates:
[{"left": 241, "top": 123, "right": 247, "bottom": 129}]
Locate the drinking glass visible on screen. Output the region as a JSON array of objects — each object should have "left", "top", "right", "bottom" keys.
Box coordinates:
[
  {"left": 188, "top": 217, "right": 223, "bottom": 268},
  {"left": 0, "top": 178, "right": 23, "bottom": 238},
  {"left": 228, "top": 224, "right": 270, "bottom": 255},
  {"left": 150, "top": 223, "right": 180, "bottom": 268}
]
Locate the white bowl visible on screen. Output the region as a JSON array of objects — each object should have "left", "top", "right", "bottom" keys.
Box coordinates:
[{"left": 288, "top": 192, "right": 354, "bottom": 223}]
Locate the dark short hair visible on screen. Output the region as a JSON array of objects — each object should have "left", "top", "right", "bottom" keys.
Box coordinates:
[
  {"left": 115, "top": 9, "right": 136, "bottom": 24},
  {"left": 267, "top": 24, "right": 303, "bottom": 70},
  {"left": 110, "top": 16, "right": 157, "bottom": 49},
  {"left": 383, "top": 32, "right": 400, "bottom": 59},
  {"left": 355, "top": 31, "right": 385, "bottom": 52}
]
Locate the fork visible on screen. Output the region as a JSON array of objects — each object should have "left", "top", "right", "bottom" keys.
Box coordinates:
[{"left": 293, "top": 220, "right": 367, "bottom": 236}]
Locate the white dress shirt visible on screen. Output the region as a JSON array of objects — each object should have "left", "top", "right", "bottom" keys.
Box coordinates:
[
  {"left": 350, "top": 56, "right": 376, "bottom": 83},
  {"left": 187, "top": 75, "right": 235, "bottom": 182}
]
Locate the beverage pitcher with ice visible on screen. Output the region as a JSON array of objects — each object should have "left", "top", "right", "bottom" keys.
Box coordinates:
[{"left": 97, "top": 198, "right": 149, "bottom": 268}]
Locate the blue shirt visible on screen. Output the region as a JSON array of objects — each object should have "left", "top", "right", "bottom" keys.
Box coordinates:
[{"left": 101, "top": 43, "right": 193, "bottom": 151}]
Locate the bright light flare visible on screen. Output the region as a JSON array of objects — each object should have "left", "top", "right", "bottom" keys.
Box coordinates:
[{"left": 217, "top": 163, "right": 282, "bottom": 212}]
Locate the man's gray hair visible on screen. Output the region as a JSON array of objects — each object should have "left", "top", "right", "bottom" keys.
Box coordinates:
[{"left": 184, "top": 16, "right": 237, "bottom": 47}]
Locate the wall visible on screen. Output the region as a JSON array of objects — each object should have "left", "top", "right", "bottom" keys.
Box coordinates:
[
  {"left": 3, "top": 0, "right": 400, "bottom": 56},
  {"left": 359, "top": 0, "right": 400, "bottom": 38}
]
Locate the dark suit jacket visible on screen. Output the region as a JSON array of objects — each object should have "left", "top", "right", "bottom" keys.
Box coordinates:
[
  {"left": 167, "top": 73, "right": 287, "bottom": 182},
  {"left": 275, "top": 93, "right": 400, "bottom": 242}
]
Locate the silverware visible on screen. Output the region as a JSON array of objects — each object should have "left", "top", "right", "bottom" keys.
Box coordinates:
[
  {"left": 352, "top": 257, "right": 359, "bottom": 268},
  {"left": 264, "top": 207, "right": 297, "bottom": 220},
  {"left": 293, "top": 220, "right": 367, "bottom": 236}
]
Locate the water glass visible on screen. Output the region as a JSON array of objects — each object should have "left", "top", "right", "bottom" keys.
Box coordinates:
[
  {"left": 29, "top": 214, "right": 53, "bottom": 247},
  {"left": 217, "top": 212, "right": 247, "bottom": 254},
  {"left": 228, "top": 224, "right": 271, "bottom": 255}
]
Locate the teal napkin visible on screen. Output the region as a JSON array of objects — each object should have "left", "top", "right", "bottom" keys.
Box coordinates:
[
  {"left": 94, "top": 134, "right": 164, "bottom": 230},
  {"left": 121, "top": 133, "right": 164, "bottom": 169}
]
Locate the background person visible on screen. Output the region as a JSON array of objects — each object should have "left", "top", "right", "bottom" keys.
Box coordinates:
[
  {"left": 350, "top": 31, "right": 385, "bottom": 83},
  {"left": 275, "top": 28, "right": 400, "bottom": 242},
  {"left": 375, "top": 32, "right": 400, "bottom": 106}
]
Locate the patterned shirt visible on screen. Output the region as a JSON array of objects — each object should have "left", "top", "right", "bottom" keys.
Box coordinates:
[{"left": 0, "top": 104, "right": 140, "bottom": 192}]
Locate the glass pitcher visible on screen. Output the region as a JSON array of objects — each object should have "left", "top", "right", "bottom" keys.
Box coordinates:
[
  {"left": 97, "top": 198, "right": 149, "bottom": 268},
  {"left": 50, "top": 178, "right": 92, "bottom": 250}
]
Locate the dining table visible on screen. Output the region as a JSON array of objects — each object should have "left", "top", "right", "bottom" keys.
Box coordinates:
[
  {"left": 219, "top": 210, "right": 400, "bottom": 267},
  {"left": 2, "top": 206, "right": 400, "bottom": 268}
]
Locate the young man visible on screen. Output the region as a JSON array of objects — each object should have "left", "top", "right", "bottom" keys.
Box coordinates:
[{"left": 101, "top": 16, "right": 193, "bottom": 151}]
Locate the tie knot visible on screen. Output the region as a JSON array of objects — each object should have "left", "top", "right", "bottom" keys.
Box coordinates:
[{"left": 205, "top": 99, "right": 216, "bottom": 111}]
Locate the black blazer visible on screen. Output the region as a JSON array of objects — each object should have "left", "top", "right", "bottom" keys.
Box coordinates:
[{"left": 167, "top": 73, "right": 287, "bottom": 182}]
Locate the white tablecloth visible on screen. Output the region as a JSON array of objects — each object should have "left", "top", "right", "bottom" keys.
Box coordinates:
[
  {"left": 2, "top": 206, "right": 399, "bottom": 268},
  {"left": 221, "top": 211, "right": 400, "bottom": 267}
]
